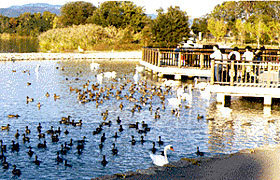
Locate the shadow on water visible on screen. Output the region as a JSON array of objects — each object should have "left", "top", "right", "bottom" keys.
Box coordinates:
[{"left": 0, "top": 37, "right": 38, "bottom": 53}]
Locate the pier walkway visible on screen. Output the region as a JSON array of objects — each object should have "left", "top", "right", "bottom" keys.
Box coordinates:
[{"left": 142, "top": 47, "right": 280, "bottom": 110}]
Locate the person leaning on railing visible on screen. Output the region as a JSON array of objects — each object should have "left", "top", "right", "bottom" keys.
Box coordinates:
[
  {"left": 210, "top": 45, "right": 223, "bottom": 82},
  {"left": 228, "top": 47, "right": 241, "bottom": 82}
]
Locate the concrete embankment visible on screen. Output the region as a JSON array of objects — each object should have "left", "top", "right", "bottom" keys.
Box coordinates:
[
  {"left": 94, "top": 144, "right": 280, "bottom": 180},
  {"left": 0, "top": 51, "right": 142, "bottom": 61}
]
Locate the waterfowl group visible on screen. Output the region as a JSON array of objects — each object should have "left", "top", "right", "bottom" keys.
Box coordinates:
[{"left": 0, "top": 62, "right": 215, "bottom": 178}]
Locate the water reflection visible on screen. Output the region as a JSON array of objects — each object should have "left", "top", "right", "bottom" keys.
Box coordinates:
[
  {"left": 0, "top": 37, "right": 38, "bottom": 53},
  {"left": 0, "top": 59, "right": 279, "bottom": 179}
]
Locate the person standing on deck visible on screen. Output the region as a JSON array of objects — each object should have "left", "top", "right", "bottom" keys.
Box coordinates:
[
  {"left": 242, "top": 46, "right": 254, "bottom": 61},
  {"left": 228, "top": 47, "right": 241, "bottom": 82},
  {"left": 210, "top": 45, "right": 223, "bottom": 82},
  {"left": 242, "top": 46, "right": 255, "bottom": 82}
]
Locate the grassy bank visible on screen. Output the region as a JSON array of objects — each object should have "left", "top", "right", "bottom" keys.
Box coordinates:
[{"left": 38, "top": 24, "right": 143, "bottom": 52}]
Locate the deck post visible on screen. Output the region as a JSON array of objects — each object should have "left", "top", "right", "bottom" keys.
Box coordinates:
[
  {"left": 174, "top": 74, "right": 181, "bottom": 81},
  {"left": 200, "top": 54, "right": 204, "bottom": 69},
  {"left": 157, "top": 49, "right": 161, "bottom": 67},
  {"left": 216, "top": 93, "right": 225, "bottom": 106},
  {"left": 267, "top": 62, "right": 272, "bottom": 87},
  {"left": 264, "top": 96, "right": 272, "bottom": 106},
  {"left": 178, "top": 52, "right": 182, "bottom": 68},
  {"left": 210, "top": 60, "right": 215, "bottom": 85},
  {"left": 230, "top": 60, "right": 235, "bottom": 86}
]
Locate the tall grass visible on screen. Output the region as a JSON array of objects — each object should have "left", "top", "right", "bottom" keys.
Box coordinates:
[{"left": 38, "top": 24, "right": 142, "bottom": 52}]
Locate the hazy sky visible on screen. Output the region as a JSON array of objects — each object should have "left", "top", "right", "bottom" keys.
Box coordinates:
[{"left": 0, "top": 0, "right": 227, "bottom": 18}]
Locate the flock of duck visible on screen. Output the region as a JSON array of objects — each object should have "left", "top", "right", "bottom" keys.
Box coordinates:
[{"left": 0, "top": 61, "right": 210, "bottom": 178}]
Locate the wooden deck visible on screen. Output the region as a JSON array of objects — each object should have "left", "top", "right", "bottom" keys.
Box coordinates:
[{"left": 142, "top": 47, "right": 280, "bottom": 111}]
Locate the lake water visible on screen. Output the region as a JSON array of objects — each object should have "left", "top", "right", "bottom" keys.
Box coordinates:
[
  {"left": 0, "top": 37, "right": 38, "bottom": 53},
  {"left": 0, "top": 59, "right": 280, "bottom": 179}
]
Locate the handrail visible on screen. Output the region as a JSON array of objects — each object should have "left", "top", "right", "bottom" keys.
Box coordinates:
[
  {"left": 142, "top": 47, "right": 280, "bottom": 69},
  {"left": 210, "top": 60, "right": 280, "bottom": 88}
]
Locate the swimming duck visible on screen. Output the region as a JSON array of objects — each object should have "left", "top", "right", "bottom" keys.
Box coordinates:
[
  {"left": 101, "top": 155, "right": 108, "bottom": 166},
  {"left": 197, "top": 114, "right": 204, "bottom": 120},
  {"left": 25, "top": 126, "right": 31, "bottom": 134},
  {"left": 14, "top": 129, "right": 20, "bottom": 139},
  {"left": 54, "top": 94, "right": 60, "bottom": 100},
  {"left": 131, "top": 135, "right": 136, "bottom": 145},
  {"left": 129, "top": 122, "right": 139, "bottom": 129},
  {"left": 151, "top": 142, "right": 157, "bottom": 154},
  {"left": 68, "top": 138, "right": 73, "bottom": 146},
  {"left": 37, "top": 102, "right": 41, "bottom": 109},
  {"left": 119, "top": 125, "right": 124, "bottom": 132},
  {"left": 140, "top": 136, "right": 145, "bottom": 144},
  {"left": 64, "top": 129, "right": 69, "bottom": 135},
  {"left": 38, "top": 133, "right": 45, "bottom": 139},
  {"left": 150, "top": 145, "right": 174, "bottom": 166},
  {"left": 1, "top": 124, "right": 10, "bottom": 131},
  {"left": 116, "top": 116, "right": 121, "bottom": 124},
  {"left": 11, "top": 140, "right": 19, "bottom": 152},
  {"left": 33, "top": 155, "right": 41, "bottom": 166},
  {"left": 196, "top": 146, "right": 204, "bottom": 156},
  {"left": 37, "top": 123, "right": 42, "bottom": 132},
  {"left": 27, "top": 146, "right": 34, "bottom": 157},
  {"left": 37, "top": 140, "right": 47, "bottom": 149},
  {"left": 112, "top": 143, "right": 118, "bottom": 155},
  {"left": 157, "top": 136, "right": 164, "bottom": 146},
  {"left": 46, "top": 126, "right": 54, "bottom": 135},
  {"left": 26, "top": 96, "right": 34, "bottom": 103},
  {"left": 64, "top": 160, "right": 72, "bottom": 168},
  {"left": 12, "top": 165, "right": 21, "bottom": 176},
  {"left": 113, "top": 132, "right": 119, "bottom": 139},
  {"left": 2, "top": 156, "right": 9, "bottom": 169},
  {"left": 45, "top": 92, "right": 50, "bottom": 97},
  {"left": 22, "top": 133, "right": 30, "bottom": 143},
  {"left": 141, "top": 121, "right": 148, "bottom": 128},
  {"left": 101, "top": 133, "right": 106, "bottom": 143},
  {"left": 7, "top": 114, "right": 20, "bottom": 118},
  {"left": 56, "top": 152, "right": 63, "bottom": 164}
]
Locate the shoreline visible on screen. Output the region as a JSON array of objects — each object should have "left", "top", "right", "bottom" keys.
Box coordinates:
[
  {"left": 94, "top": 143, "right": 280, "bottom": 180},
  {"left": 0, "top": 51, "right": 142, "bottom": 61}
]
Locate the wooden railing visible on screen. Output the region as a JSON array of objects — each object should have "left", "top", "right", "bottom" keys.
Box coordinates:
[
  {"left": 210, "top": 60, "right": 280, "bottom": 88},
  {"left": 142, "top": 47, "right": 280, "bottom": 69}
]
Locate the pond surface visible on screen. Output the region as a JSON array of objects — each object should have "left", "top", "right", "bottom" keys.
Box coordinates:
[
  {"left": 0, "top": 37, "right": 38, "bottom": 53},
  {"left": 0, "top": 59, "right": 280, "bottom": 179}
]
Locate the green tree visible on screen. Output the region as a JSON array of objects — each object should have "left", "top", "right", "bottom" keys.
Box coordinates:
[
  {"left": 207, "top": 17, "right": 227, "bottom": 41},
  {"left": 235, "top": 19, "right": 246, "bottom": 44},
  {"left": 150, "top": 6, "right": 190, "bottom": 47},
  {"left": 88, "top": 1, "right": 148, "bottom": 32},
  {"left": 191, "top": 17, "right": 208, "bottom": 39},
  {"left": 59, "top": 1, "right": 96, "bottom": 27}
]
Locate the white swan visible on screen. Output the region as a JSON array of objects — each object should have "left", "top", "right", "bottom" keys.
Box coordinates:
[
  {"left": 135, "top": 65, "right": 144, "bottom": 72},
  {"left": 97, "top": 73, "right": 103, "bottom": 84},
  {"left": 150, "top": 145, "right": 174, "bottom": 166},
  {"left": 90, "top": 62, "right": 100, "bottom": 71},
  {"left": 167, "top": 97, "right": 182, "bottom": 108},
  {"left": 104, "top": 71, "right": 117, "bottom": 79},
  {"left": 78, "top": 46, "right": 84, "bottom": 53},
  {"left": 35, "top": 64, "right": 40, "bottom": 73},
  {"left": 133, "top": 71, "right": 140, "bottom": 84}
]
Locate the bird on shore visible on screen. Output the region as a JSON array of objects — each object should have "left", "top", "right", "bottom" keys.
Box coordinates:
[{"left": 150, "top": 145, "right": 174, "bottom": 166}]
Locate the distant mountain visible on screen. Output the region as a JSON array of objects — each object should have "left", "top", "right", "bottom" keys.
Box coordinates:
[{"left": 0, "top": 3, "right": 61, "bottom": 17}]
